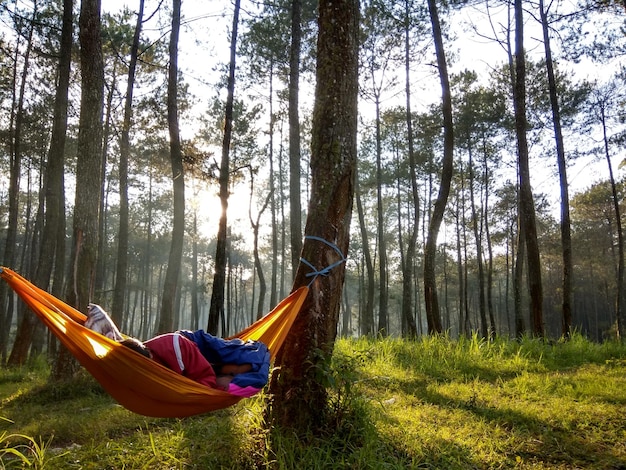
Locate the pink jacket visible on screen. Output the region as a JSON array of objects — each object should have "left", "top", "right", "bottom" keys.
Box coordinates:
[{"left": 145, "top": 333, "right": 217, "bottom": 389}]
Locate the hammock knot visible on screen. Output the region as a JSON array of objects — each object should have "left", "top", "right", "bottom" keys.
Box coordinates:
[{"left": 300, "top": 236, "right": 347, "bottom": 287}]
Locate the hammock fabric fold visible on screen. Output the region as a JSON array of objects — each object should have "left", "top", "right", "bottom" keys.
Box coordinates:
[{"left": 0, "top": 267, "right": 308, "bottom": 418}]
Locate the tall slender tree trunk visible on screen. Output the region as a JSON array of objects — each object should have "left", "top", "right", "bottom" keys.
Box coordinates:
[
  {"left": 278, "top": 143, "right": 287, "bottom": 299},
  {"left": 513, "top": 0, "right": 544, "bottom": 337},
  {"left": 540, "top": 0, "right": 572, "bottom": 338},
  {"left": 54, "top": 0, "right": 104, "bottom": 380},
  {"left": 191, "top": 212, "right": 199, "bottom": 329},
  {"left": 514, "top": 213, "right": 526, "bottom": 338},
  {"left": 289, "top": 0, "right": 303, "bottom": 279},
  {"left": 96, "top": 69, "right": 114, "bottom": 296},
  {"left": 460, "top": 161, "right": 471, "bottom": 335},
  {"left": 355, "top": 171, "right": 375, "bottom": 335},
  {"left": 402, "top": 0, "right": 419, "bottom": 339},
  {"left": 423, "top": 0, "right": 452, "bottom": 334},
  {"left": 113, "top": 0, "right": 145, "bottom": 326},
  {"left": 23, "top": 0, "right": 72, "bottom": 364},
  {"left": 269, "top": 0, "right": 359, "bottom": 434},
  {"left": 140, "top": 171, "right": 154, "bottom": 339},
  {"left": 208, "top": 0, "right": 240, "bottom": 335},
  {"left": 396, "top": 153, "right": 416, "bottom": 337},
  {"left": 483, "top": 152, "right": 496, "bottom": 338},
  {"left": 5, "top": 3, "right": 41, "bottom": 365},
  {"left": 599, "top": 107, "right": 625, "bottom": 339},
  {"left": 454, "top": 193, "right": 465, "bottom": 337},
  {"left": 374, "top": 98, "right": 389, "bottom": 335},
  {"left": 468, "top": 147, "right": 488, "bottom": 338},
  {"left": 250, "top": 184, "right": 272, "bottom": 320},
  {"left": 158, "top": 0, "right": 185, "bottom": 334},
  {"left": 268, "top": 65, "right": 278, "bottom": 309}
]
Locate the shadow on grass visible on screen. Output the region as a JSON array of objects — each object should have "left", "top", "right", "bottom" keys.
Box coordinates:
[
  {"left": 374, "top": 374, "right": 626, "bottom": 469},
  {"left": 1, "top": 373, "right": 262, "bottom": 468},
  {"left": 266, "top": 396, "right": 486, "bottom": 469},
  {"left": 5, "top": 371, "right": 110, "bottom": 405}
]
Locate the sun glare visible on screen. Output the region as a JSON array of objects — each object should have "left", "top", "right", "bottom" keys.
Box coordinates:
[{"left": 87, "top": 337, "right": 111, "bottom": 358}]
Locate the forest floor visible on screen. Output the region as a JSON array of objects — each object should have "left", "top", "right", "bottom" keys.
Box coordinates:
[{"left": 1, "top": 334, "right": 625, "bottom": 469}]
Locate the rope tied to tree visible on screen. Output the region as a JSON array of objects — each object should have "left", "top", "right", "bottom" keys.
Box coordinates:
[{"left": 300, "top": 235, "right": 347, "bottom": 287}]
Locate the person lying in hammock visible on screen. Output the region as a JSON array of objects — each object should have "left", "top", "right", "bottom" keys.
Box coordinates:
[
  {"left": 120, "top": 334, "right": 269, "bottom": 397},
  {"left": 86, "top": 304, "right": 269, "bottom": 397}
]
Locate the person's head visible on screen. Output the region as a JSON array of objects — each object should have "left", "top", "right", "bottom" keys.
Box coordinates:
[{"left": 119, "top": 337, "right": 152, "bottom": 359}]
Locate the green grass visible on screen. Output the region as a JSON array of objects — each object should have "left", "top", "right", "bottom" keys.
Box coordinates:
[{"left": 1, "top": 334, "right": 625, "bottom": 469}]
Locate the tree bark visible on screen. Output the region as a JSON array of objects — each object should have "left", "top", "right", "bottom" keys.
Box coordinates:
[
  {"left": 599, "top": 105, "right": 625, "bottom": 339},
  {"left": 208, "top": 0, "right": 240, "bottom": 334},
  {"left": 113, "top": 0, "right": 145, "bottom": 327},
  {"left": 355, "top": 171, "right": 375, "bottom": 335},
  {"left": 54, "top": 0, "right": 104, "bottom": 380},
  {"left": 454, "top": 191, "right": 466, "bottom": 337},
  {"left": 514, "top": 211, "right": 526, "bottom": 338},
  {"left": 64, "top": 0, "right": 104, "bottom": 312},
  {"left": 468, "top": 147, "right": 488, "bottom": 338},
  {"left": 5, "top": 2, "right": 50, "bottom": 365},
  {"left": 374, "top": 98, "right": 388, "bottom": 335},
  {"left": 96, "top": 68, "right": 114, "bottom": 296},
  {"left": 423, "top": 0, "right": 452, "bottom": 335},
  {"left": 483, "top": 153, "right": 496, "bottom": 338},
  {"left": 539, "top": 0, "right": 572, "bottom": 338},
  {"left": 289, "top": 0, "right": 303, "bottom": 280},
  {"left": 402, "top": 0, "right": 419, "bottom": 339},
  {"left": 158, "top": 0, "right": 185, "bottom": 334},
  {"left": 268, "top": 65, "right": 278, "bottom": 309},
  {"left": 4, "top": 4, "right": 36, "bottom": 364},
  {"left": 514, "top": 0, "right": 544, "bottom": 337},
  {"left": 269, "top": 0, "right": 359, "bottom": 434},
  {"left": 249, "top": 168, "right": 273, "bottom": 320},
  {"left": 37, "top": 0, "right": 72, "bottom": 358}
]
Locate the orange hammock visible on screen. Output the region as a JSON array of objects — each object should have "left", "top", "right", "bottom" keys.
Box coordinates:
[{"left": 0, "top": 267, "right": 308, "bottom": 418}]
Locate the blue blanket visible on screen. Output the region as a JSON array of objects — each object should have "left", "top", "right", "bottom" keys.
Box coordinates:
[{"left": 179, "top": 330, "right": 270, "bottom": 390}]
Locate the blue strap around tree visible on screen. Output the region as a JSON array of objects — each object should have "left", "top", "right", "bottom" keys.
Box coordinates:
[{"left": 299, "top": 235, "right": 347, "bottom": 287}]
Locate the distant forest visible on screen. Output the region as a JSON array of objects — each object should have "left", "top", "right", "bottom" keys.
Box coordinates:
[{"left": 0, "top": 0, "right": 625, "bottom": 367}]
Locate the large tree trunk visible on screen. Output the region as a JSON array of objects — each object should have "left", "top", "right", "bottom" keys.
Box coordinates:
[
  {"left": 289, "top": 0, "right": 303, "bottom": 280},
  {"left": 269, "top": 0, "right": 359, "bottom": 434},
  {"left": 53, "top": 0, "right": 104, "bottom": 380},
  {"left": 158, "top": 0, "right": 185, "bottom": 334},
  {"left": 423, "top": 0, "right": 452, "bottom": 335},
  {"left": 514, "top": 0, "right": 544, "bottom": 337},
  {"left": 113, "top": 0, "right": 144, "bottom": 327},
  {"left": 208, "top": 0, "right": 240, "bottom": 335},
  {"left": 539, "top": 0, "right": 572, "bottom": 338}
]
